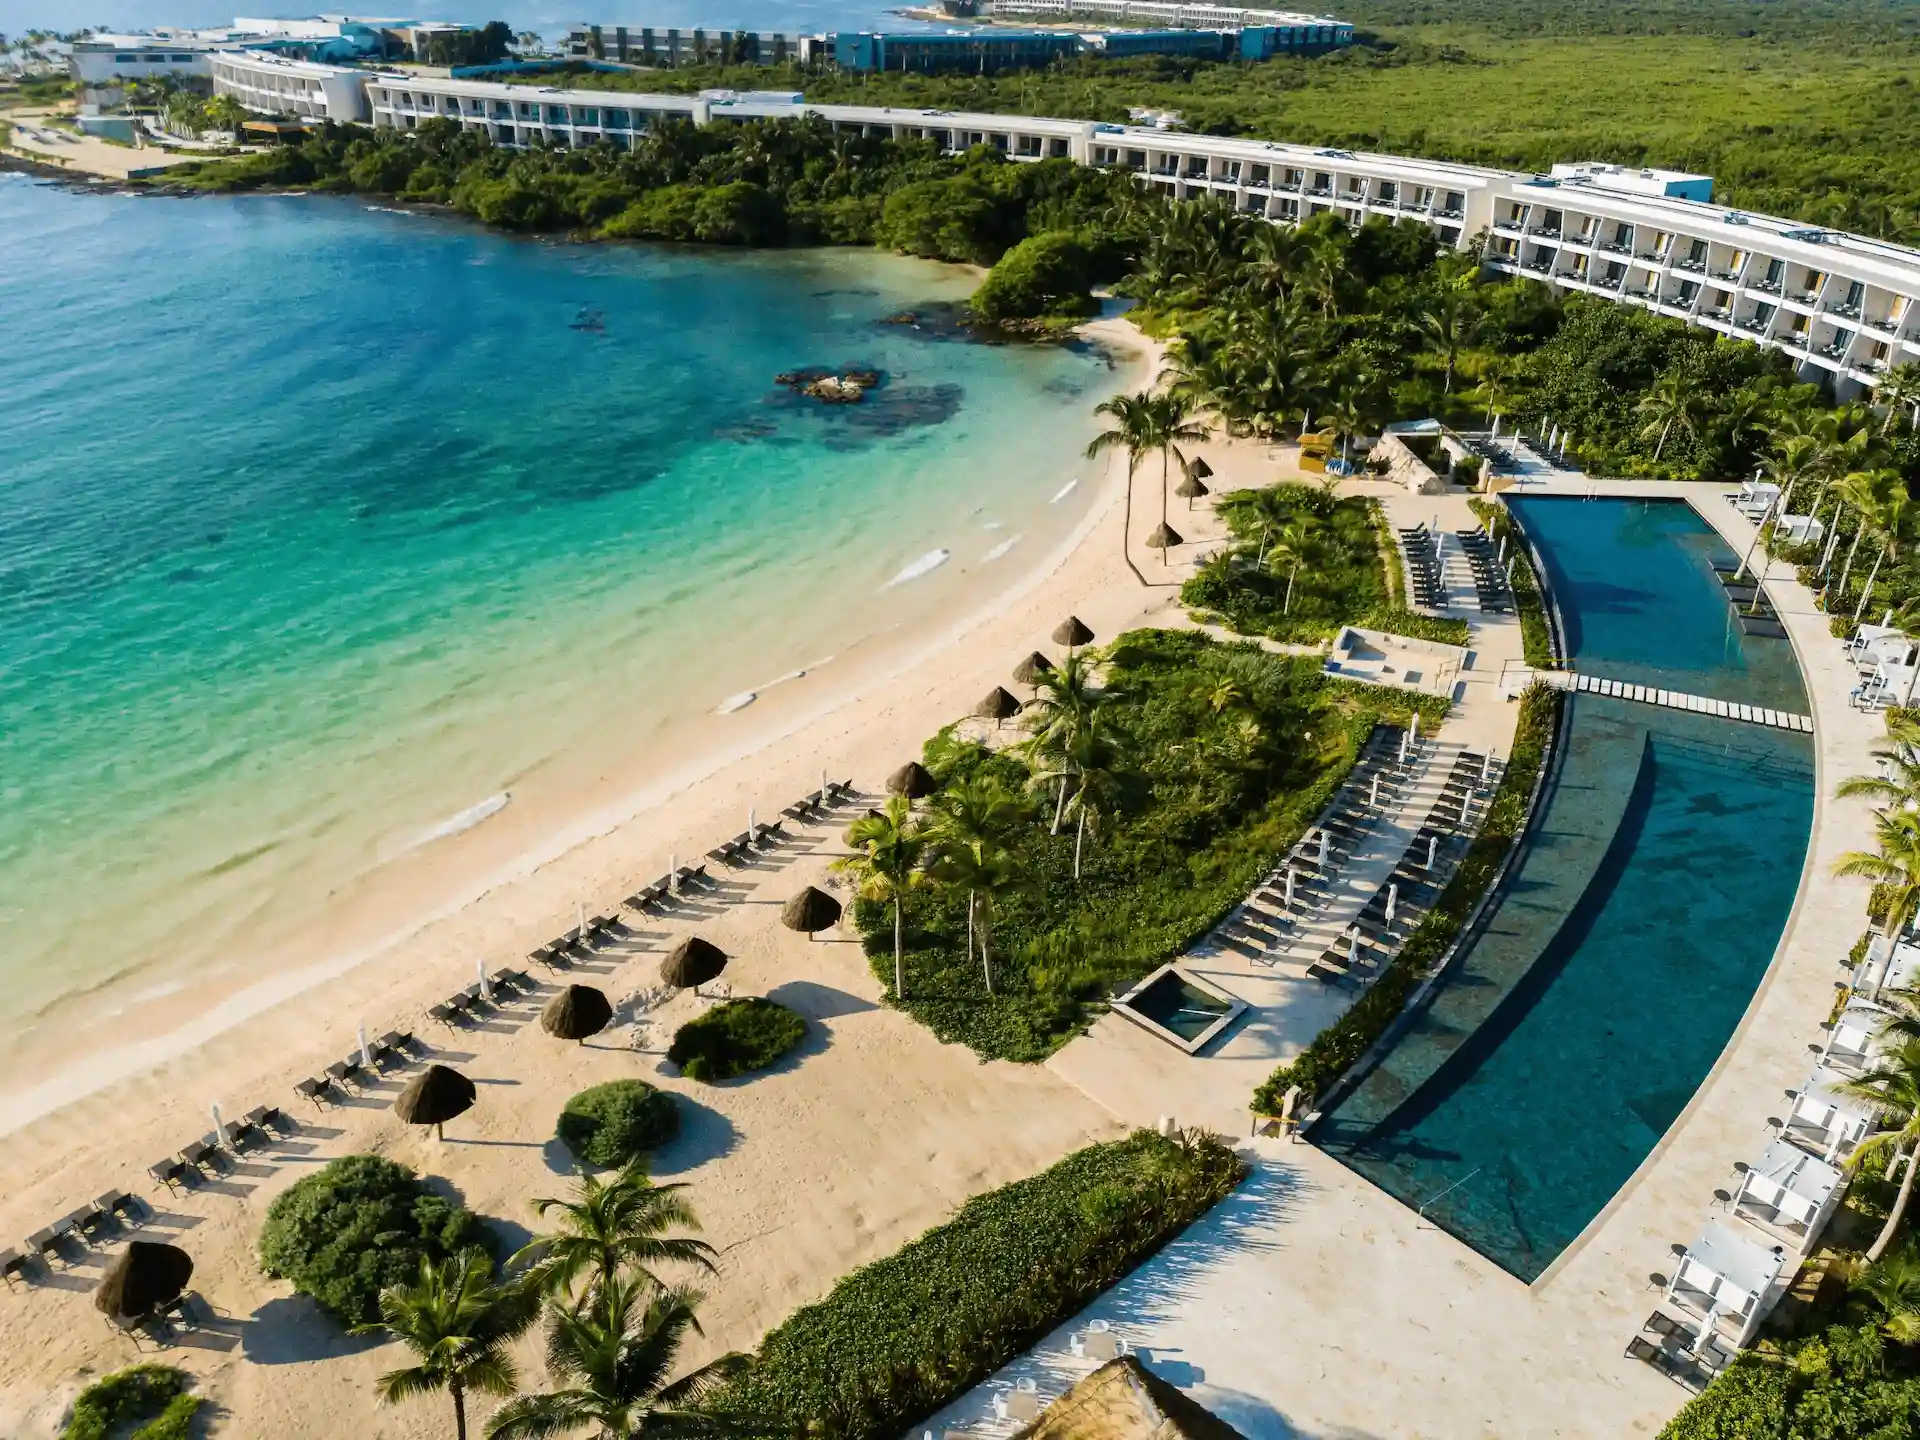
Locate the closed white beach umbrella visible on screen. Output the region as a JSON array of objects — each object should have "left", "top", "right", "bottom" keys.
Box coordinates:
[
  {"left": 1490, "top": 414, "right": 1500, "bottom": 440},
  {"left": 210, "top": 1102, "right": 229, "bottom": 1150},
  {"left": 576, "top": 900, "right": 586, "bottom": 939},
  {"left": 358, "top": 1025, "right": 373, "bottom": 1069},
  {"left": 1386, "top": 884, "right": 1398, "bottom": 928},
  {"left": 476, "top": 958, "right": 490, "bottom": 1001},
  {"left": 1285, "top": 868, "right": 1296, "bottom": 910},
  {"left": 668, "top": 851, "right": 678, "bottom": 896},
  {"left": 1369, "top": 774, "right": 1380, "bottom": 808},
  {"left": 1426, "top": 834, "right": 1438, "bottom": 869},
  {"left": 1317, "top": 830, "right": 1328, "bottom": 865}
]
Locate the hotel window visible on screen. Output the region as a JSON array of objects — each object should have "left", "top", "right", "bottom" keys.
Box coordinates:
[{"left": 1379, "top": 181, "right": 1397, "bottom": 203}]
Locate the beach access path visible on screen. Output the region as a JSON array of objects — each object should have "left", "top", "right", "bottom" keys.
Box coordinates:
[{"left": 920, "top": 473, "right": 1882, "bottom": 1440}]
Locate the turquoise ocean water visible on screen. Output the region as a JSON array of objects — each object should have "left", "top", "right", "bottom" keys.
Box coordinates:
[{"left": 0, "top": 176, "right": 1121, "bottom": 1054}]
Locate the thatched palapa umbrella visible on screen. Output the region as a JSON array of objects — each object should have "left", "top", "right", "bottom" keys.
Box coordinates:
[
  {"left": 887, "top": 760, "right": 936, "bottom": 800},
  {"left": 1175, "top": 469, "right": 1211, "bottom": 510},
  {"left": 1012, "top": 650, "right": 1054, "bottom": 689},
  {"left": 394, "top": 1063, "right": 476, "bottom": 1142},
  {"left": 1146, "top": 522, "right": 1184, "bottom": 566},
  {"left": 541, "top": 984, "right": 613, "bottom": 1044},
  {"left": 781, "top": 885, "right": 843, "bottom": 940},
  {"left": 974, "top": 685, "right": 1022, "bottom": 728},
  {"left": 662, "top": 935, "right": 728, "bottom": 991},
  {"left": 1187, "top": 456, "right": 1214, "bottom": 481},
  {"left": 95, "top": 1241, "right": 193, "bottom": 1323},
  {"left": 1051, "top": 616, "right": 1094, "bottom": 656}
]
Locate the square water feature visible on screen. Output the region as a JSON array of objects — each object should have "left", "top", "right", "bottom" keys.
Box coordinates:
[{"left": 1115, "top": 965, "right": 1247, "bottom": 1054}]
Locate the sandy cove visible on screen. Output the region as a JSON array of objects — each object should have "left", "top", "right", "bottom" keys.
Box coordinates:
[{"left": 0, "top": 318, "right": 1316, "bottom": 1436}]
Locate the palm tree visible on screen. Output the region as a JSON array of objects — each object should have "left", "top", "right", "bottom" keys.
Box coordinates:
[
  {"left": 1061, "top": 717, "right": 1130, "bottom": 880},
  {"left": 1837, "top": 711, "right": 1920, "bottom": 811},
  {"left": 1851, "top": 1246, "right": 1920, "bottom": 1342},
  {"left": 1085, "top": 392, "right": 1155, "bottom": 586},
  {"left": 1635, "top": 375, "right": 1703, "bottom": 465},
  {"left": 1021, "top": 651, "right": 1104, "bottom": 832},
  {"left": 1836, "top": 807, "right": 1920, "bottom": 945},
  {"left": 1875, "top": 362, "right": 1920, "bottom": 437},
  {"left": 1414, "top": 285, "right": 1476, "bottom": 394},
  {"left": 1854, "top": 473, "right": 1914, "bottom": 622},
  {"left": 352, "top": 1249, "right": 537, "bottom": 1440},
  {"left": 484, "top": 1277, "right": 749, "bottom": 1440},
  {"left": 1832, "top": 468, "right": 1901, "bottom": 603},
  {"left": 1147, "top": 391, "right": 1212, "bottom": 531},
  {"left": 1839, "top": 1036, "right": 1920, "bottom": 1262},
  {"left": 925, "top": 773, "right": 1029, "bottom": 995},
  {"left": 835, "top": 794, "right": 928, "bottom": 999},
  {"left": 512, "top": 1165, "right": 716, "bottom": 1301},
  {"left": 1263, "top": 519, "right": 1318, "bottom": 615}
]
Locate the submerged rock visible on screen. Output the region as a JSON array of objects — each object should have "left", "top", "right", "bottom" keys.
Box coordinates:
[{"left": 774, "top": 364, "right": 886, "bottom": 405}]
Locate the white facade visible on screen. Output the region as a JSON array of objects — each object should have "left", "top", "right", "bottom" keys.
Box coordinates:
[
  {"left": 210, "top": 51, "right": 372, "bottom": 122},
  {"left": 216, "top": 61, "right": 1920, "bottom": 398},
  {"left": 70, "top": 36, "right": 216, "bottom": 85},
  {"left": 987, "top": 0, "right": 1349, "bottom": 30}
]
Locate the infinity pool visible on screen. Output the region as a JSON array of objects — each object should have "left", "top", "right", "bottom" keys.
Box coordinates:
[{"left": 1317, "top": 497, "right": 1814, "bottom": 1281}]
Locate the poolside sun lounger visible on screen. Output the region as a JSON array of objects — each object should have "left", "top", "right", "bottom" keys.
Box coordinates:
[{"left": 295, "top": 1076, "right": 332, "bottom": 1105}]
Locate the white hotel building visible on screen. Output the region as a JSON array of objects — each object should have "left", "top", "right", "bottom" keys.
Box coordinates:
[{"left": 210, "top": 52, "right": 1920, "bottom": 397}]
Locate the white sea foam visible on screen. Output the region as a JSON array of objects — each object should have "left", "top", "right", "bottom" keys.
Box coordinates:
[
  {"left": 983, "top": 534, "right": 1023, "bottom": 562},
  {"left": 384, "top": 791, "right": 511, "bottom": 859},
  {"left": 1050, "top": 480, "right": 1079, "bottom": 504},
  {"left": 982, "top": 520, "right": 1005, "bottom": 531},
  {"left": 883, "top": 548, "right": 951, "bottom": 588}
]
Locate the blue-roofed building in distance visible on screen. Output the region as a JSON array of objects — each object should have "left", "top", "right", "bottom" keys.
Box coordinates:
[{"left": 831, "top": 29, "right": 1081, "bottom": 72}]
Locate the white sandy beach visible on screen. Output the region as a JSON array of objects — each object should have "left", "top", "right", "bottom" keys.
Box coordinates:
[{"left": 0, "top": 317, "right": 1322, "bottom": 1435}]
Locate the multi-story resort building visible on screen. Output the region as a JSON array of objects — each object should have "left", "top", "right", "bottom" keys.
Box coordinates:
[
  {"left": 207, "top": 53, "right": 1920, "bottom": 398},
  {"left": 976, "top": 0, "right": 1353, "bottom": 45}
]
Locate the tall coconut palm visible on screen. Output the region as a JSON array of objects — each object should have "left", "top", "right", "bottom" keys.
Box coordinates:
[
  {"left": 1854, "top": 473, "right": 1914, "bottom": 622},
  {"left": 1085, "top": 392, "right": 1156, "bottom": 586},
  {"left": 1021, "top": 652, "right": 1105, "bottom": 833},
  {"left": 1832, "top": 468, "right": 1900, "bottom": 603},
  {"left": 1414, "top": 284, "right": 1476, "bottom": 394},
  {"left": 1839, "top": 1036, "right": 1920, "bottom": 1262},
  {"left": 1635, "top": 375, "right": 1703, "bottom": 465},
  {"left": 1875, "top": 362, "right": 1920, "bottom": 437},
  {"left": 1263, "top": 518, "right": 1319, "bottom": 615},
  {"left": 835, "top": 794, "right": 927, "bottom": 999},
  {"left": 1061, "top": 717, "right": 1131, "bottom": 880},
  {"left": 925, "top": 773, "right": 1029, "bottom": 995},
  {"left": 1836, "top": 807, "right": 1920, "bottom": 944},
  {"left": 352, "top": 1249, "right": 537, "bottom": 1440},
  {"left": 484, "top": 1277, "right": 749, "bottom": 1440},
  {"left": 512, "top": 1164, "right": 716, "bottom": 1301},
  {"left": 1837, "top": 711, "right": 1920, "bottom": 811},
  {"left": 1146, "top": 391, "right": 1212, "bottom": 530}
]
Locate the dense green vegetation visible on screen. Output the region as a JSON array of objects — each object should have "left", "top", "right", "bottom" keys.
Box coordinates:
[
  {"left": 667, "top": 997, "right": 808, "bottom": 1081},
  {"left": 1661, "top": 1320, "right": 1920, "bottom": 1438},
  {"left": 842, "top": 627, "right": 1445, "bottom": 1062},
  {"left": 1182, "top": 483, "right": 1465, "bottom": 645},
  {"left": 1253, "top": 679, "right": 1558, "bottom": 1112},
  {"left": 523, "top": 0, "right": 1920, "bottom": 243},
  {"left": 165, "top": 116, "right": 1140, "bottom": 264},
  {"left": 258, "top": 1154, "right": 488, "bottom": 1326},
  {"left": 708, "top": 1129, "right": 1241, "bottom": 1440},
  {"left": 557, "top": 1079, "right": 681, "bottom": 1167},
  {"left": 62, "top": 1366, "right": 200, "bottom": 1440}
]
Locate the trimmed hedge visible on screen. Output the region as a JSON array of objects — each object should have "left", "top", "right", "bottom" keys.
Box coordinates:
[
  {"left": 257, "top": 1154, "right": 486, "bottom": 1326},
  {"left": 1253, "top": 679, "right": 1561, "bottom": 1112},
  {"left": 557, "top": 1079, "right": 680, "bottom": 1168},
  {"left": 63, "top": 1365, "right": 199, "bottom": 1440},
  {"left": 706, "top": 1130, "right": 1243, "bottom": 1440},
  {"left": 668, "top": 998, "right": 807, "bottom": 1082}
]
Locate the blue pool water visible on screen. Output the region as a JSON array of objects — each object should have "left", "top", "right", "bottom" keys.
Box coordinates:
[{"left": 1318, "top": 497, "right": 1815, "bottom": 1281}]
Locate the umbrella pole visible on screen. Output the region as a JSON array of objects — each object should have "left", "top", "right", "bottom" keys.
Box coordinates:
[{"left": 436, "top": 1122, "right": 444, "bottom": 1143}]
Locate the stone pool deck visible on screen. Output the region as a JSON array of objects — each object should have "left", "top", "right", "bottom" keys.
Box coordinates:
[{"left": 927, "top": 477, "right": 1883, "bottom": 1439}]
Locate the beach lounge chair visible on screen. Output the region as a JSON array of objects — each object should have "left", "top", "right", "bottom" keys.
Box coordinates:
[
  {"left": 623, "top": 883, "right": 666, "bottom": 912},
  {"left": 67, "top": 1202, "right": 108, "bottom": 1240},
  {"left": 427, "top": 1003, "right": 460, "bottom": 1029},
  {"left": 0, "top": 1249, "right": 24, "bottom": 1287},
  {"left": 148, "top": 1159, "right": 187, "bottom": 1191},
  {"left": 178, "top": 1137, "right": 218, "bottom": 1171},
  {"left": 993, "top": 1379, "right": 1042, "bottom": 1423},
  {"left": 96, "top": 1191, "right": 139, "bottom": 1227},
  {"left": 225, "top": 1117, "right": 264, "bottom": 1152},
  {"left": 325, "top": 1058, "right": 366, "bottom": 1091},
  {"left": 26, "top": 1227, "right": 64, "bottom": 1266},
  {"left": 707, "top": 840, "right": 746, "bottom": 867},
  {"left": 500, "top": 969, "right": 532, "bottom": 992},
  {"left": 242, "top": 1107, "right": 280, "bottom": 1137},
  {"left": 295, "top": 1076, "right": 332, "bottom": 1106}
]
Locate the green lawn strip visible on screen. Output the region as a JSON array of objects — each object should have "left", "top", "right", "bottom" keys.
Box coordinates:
[
  {"left": 856, "top": 629, "right": 1446, "bottom": 1062},
  {"left": 1252, "top": 680, "right": 1559, "bottom": 1113},
  {"left": 705, "top": 1130, "right": 1244, "bottom": 1440}
]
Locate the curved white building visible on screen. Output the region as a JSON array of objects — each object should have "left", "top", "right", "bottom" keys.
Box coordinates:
[{"left": 211, "top": 60, "right": 1920, "bottom": 397}]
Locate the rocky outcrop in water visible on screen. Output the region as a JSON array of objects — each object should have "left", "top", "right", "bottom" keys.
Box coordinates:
[{"left": 774, "top": 365, "right": 884, "bottom": 405}]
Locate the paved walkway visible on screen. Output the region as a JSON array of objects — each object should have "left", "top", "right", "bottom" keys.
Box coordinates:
[{"left": 926, "top": 477, "right": 1886, "bottom": 1440}]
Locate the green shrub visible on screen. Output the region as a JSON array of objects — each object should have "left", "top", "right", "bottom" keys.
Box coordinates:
[
  {"left": 970, "top": 230, "right": 1103, "bottom": 326},
  {"left": 1253, "top": 679, "right": 1560, "bottom": 1112},
  {"left": 706, "top": 1130, "right": 1243, "bottom": 1440},
  {"left": 668, "top": 998, "right": 807, "bottom": 1082},
  {"left": 1659, "top": 1323, "right": 1920, "bottom": 1439},
  {"left": 1180, "top": 485, "right": 1392, "bottom": 645},
  {"left": 257, "top": 1154, "right": 486, "bottom": 1326},
  {"left": 63, "top": 1365, "right": 200, "bottom": 1440},
  {"left": 557, "top": 1079, "right": 680, "bottom": 1167}
]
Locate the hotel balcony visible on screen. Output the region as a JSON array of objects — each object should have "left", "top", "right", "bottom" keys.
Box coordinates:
[
  {"left": 1786, "top": 289, "right": 1821, "bottom": 305},
  {"left": 1533, "top": 227, "right": 1563, "bottom": 240},
  {"left": 1625, "top": 284, "right": 1657, "bottom": 299},
  {"left": 1825, "top": 301, "right": 1863, "bottom": 320},
  {"left": 1818, "top": 340, "right": 1853, "bottom": 361},
  {"left": 1493, "top": 219, "right": 1523, "bottom": 233},
  {"left": 1780, "top": 332, "right": 1812, "bottom": 350},
  {"left": 1434, "top": 207, "right": 1464, "bottom": 219},
  {"left": 1751, "top": 279, "right": 1784, "bottom": 295},
  {"left": 1675, "top": 258, "right": 1708, "bottom": 274},
  {"left": 1305, "top": 186, "right": 1333, "bottom": 198},
  {"left": 1701, "top": 305, "right": 1733, "bottom": 322},
  {"left": 1866, "top": 315, "right": 1902, "bottom": 333},
  {"left": 1734, "top": 316, "right": 1771, "bottom": 334},
  {"left": 1711, "top": 268, "right": 1744, "bottom": 283},
  {"left": 1597, "top": 241, "right": 1633, "bottom": 255}
]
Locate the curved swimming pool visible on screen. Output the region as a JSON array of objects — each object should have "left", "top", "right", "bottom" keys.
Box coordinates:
[{"left": 1317, "top": 497, "right": 1815, "bottom": 1282}]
